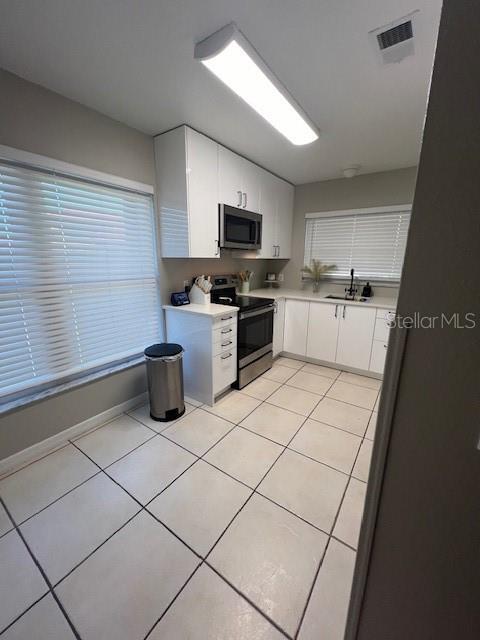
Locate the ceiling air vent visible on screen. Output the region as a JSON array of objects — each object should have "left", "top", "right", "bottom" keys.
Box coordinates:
[
  {"left": 377, "top": 20, "right": 413, "bottom": 50},
  {"left": 370, "top": 10, "right": 419, "bottom": 64}
]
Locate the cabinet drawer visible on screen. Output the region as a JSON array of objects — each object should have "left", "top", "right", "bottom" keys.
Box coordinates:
[
  {"left": 213, "top": 335, "right": 236, "bottom": 356},
  {"left": 369, "top": 340, "right": 388, "bottom": 374},
  {"left": 213, "top": 349, "right": 237, "bottom": 393},
  {"left": 213, "top": 312, "right": 237, "bottom": 329},
  {"left": 213, "top": 323, "right": 237, "bottom": 344}
]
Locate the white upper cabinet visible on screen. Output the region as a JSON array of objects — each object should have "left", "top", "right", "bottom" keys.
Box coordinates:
[
  {"left": 218, "top": 146, "right": 260, "bottom": 212},
  {"left": 241, "top": 158, "right": 261, "bottom": 213},
  {"left": 256, "top": 170, "right": 294, "bottom": 259},
  {"left": 275, "top": 177, "right": 294, "bottom": 259},
  {"left": 155, "top": 125, "right": 293, "bottom": 259},
  {"left": 186, "top": 128, "right": 219, "bottom": 258},
  {"left": 335, "top": 305, "right": 376, "bottom": 370},
  {"left": 155, "top": 126, "right": 219, "bottom": 258},
  {"left": 257, "top": 169, "right": 277, "bottom": 258},
  {"left": 217, "top": 146, "right": 244, "bottom": 208}
]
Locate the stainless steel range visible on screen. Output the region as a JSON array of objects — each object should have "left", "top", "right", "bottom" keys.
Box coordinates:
[{"left": 209, "top": 275, "right": 274, "bottom": 389}]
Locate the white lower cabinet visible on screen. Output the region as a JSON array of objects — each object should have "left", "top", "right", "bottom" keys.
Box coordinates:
[
  {"left": 213, "top": 349, "right": 237, "bottom": 395},
  {"left": 283, "top": 299, "right": 309, "bottom": 356},
  {"left": 164, "top": 307, "right": 238, "bottom": 405},
  {"left": 306, "top": 301, "right": 340, "bottom": 362},
  {"left": 281, "top": 298, "right": 387, "bottom": 375},
  {"left": 369, "top": 340, "right": 388, "bottom": 373},
  {"left": 335, "top": 305, "right": 376, "bottom": 370},
  {"left": 273, "top": 298, "right": 285, "bottom": 357},
  {"left": 369, "top": 309, "right": 392, "bottom": 373}
]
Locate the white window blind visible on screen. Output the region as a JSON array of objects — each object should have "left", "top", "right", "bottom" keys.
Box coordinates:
[
  {"left": 0, "top": 160, "right": 161, "bottom": 400},
  {"left": 304, "top": 206, "right": 411, "bottom": 282}
]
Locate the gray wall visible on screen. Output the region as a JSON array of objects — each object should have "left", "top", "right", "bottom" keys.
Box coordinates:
[
  {"left": 0, "top": 70, "right": 156, "bottom": 459},
  {"left": 282, "top": 167, "right": 418, "bottom": 292},
  {"left": 354, "top": 1, "right": 480, "bottom": 637},
  {"left": 161, "top": 256, "right": 287, "bottom": 299},
  {"left": 0, "top": 69, "right": 155, "bottom": 185},
  {"left": 0, "top": 69, "right": 286, "bottom": 458}
]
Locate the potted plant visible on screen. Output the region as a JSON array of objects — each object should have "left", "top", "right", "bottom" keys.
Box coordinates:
[
  {"left": 238, "top": 270, "right": 254, "bottom": 293},
  {"left": 301, "top": 259, "right": 336, "bottom": 293}
]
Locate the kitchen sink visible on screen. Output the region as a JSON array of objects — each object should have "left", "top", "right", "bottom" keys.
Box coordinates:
[{"left": 325, "top": 294, "right": 370, "bottom": 303}]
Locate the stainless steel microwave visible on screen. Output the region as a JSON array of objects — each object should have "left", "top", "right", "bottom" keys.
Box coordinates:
[{"left": 219, "top": 204, "right": 262, "bottom": 250}]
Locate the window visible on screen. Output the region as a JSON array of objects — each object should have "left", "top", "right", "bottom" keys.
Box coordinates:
[
  {"left": 304, "top": 205, "right": 411, "bottom": 282},
  {"left": 0, "top": 160, "right": 161, "bottom": 401}
]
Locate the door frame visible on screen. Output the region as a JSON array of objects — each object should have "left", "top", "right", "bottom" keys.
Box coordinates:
[{"left": 344, "top": 324, "right": 408, "bottom": 639}]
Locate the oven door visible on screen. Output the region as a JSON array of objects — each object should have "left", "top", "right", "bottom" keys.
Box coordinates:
[
  {"left": 237, "top": 306, "right": 274, "bottom": 368},
  {"left": 219, "top": 204, "right": 262, "bottom": 250}
]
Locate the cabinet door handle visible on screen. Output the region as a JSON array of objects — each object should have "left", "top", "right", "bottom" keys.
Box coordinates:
[
  {"left": 334, "top": 304, "right": 338, "bottom": 318},
  {"left": 342, "top": 305, "right": 346, "bottom": 319},
  {"left": 221, "top": 315, "right": 233, "bottom": 321},
  {"left": 221, "top": 352, "right": 233, "bottom": 359},
  {"left": 384, "top": 343, "right": 388, "bottom": 349},
  {"left": 242, "top": 192, "right": 247, "bottom": 208},
  {"left": 277, "top": 245, "right": 280, "bottom": 257},
  {"left": 221, "top": 340, "right": 233, "bottom": 347},
  {"left": 237, "top": 190, "right": 243, "bottom": 207},
  {"left": 214, "top": 239, "right": 219, "bottom": 256},
  {"left": 221, "top": 328, "right": 232, "bottom": 334}
]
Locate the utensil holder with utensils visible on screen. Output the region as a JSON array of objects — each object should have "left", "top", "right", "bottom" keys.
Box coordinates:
[{"left": 189, "top": 283, "right": 211, "bottom": 304}]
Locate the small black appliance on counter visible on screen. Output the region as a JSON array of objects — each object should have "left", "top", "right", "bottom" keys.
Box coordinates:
[{"left": 361, "top": 282, "right": 373, "bottom": 298}]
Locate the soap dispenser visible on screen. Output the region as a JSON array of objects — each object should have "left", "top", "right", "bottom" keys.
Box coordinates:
[{"left": 361, "top": 282, "right": 373, "bottom": 298}]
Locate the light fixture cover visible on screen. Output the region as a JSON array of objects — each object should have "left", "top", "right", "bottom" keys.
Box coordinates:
[
  {"left": 343, "top": 165, "right": 360, "bottom": 178},
  {"left": 194, "top": 23, "right": 319, "bottom": 146}
]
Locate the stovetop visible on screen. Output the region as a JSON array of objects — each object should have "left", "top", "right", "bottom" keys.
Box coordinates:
[
  {"left": 231, "top": 295, "right": 274, "bottom": 312},
  {"left": 208, "top": 275, "right": 274, "bottom": 312}
]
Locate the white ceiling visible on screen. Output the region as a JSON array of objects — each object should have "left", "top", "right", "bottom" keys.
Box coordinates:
[{"left": 0, "top": 0, "right": 442, "bottom": 184}]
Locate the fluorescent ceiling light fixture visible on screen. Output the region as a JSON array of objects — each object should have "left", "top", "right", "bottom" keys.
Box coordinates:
[{"left": 194, "top": 23, "right": 319, "bottom": 145}]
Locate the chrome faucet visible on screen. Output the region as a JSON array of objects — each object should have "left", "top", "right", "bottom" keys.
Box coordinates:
[{"left": 345, "top": 268, "right": 358, "bottom": 300}]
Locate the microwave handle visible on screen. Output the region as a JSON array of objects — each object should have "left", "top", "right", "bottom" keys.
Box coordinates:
[{"left": 256, "top": 220, "right": 261, "bottom": 247}]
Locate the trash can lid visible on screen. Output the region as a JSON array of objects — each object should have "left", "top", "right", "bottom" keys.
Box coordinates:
[{"left": 144, "top": 343, "right": 183, "bottom": 358}]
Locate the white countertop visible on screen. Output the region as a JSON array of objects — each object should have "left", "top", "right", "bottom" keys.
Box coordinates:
[
  {"left": 163, "top": 302, "right": 238, "bottom": 318},
  {"left": 244, "top": 288, "right": 398, "bottom": 311}
]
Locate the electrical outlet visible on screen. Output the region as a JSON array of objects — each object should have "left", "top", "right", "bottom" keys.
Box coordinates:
[{"left": 278, "top": 273, "right": 284, "bottom": 282}]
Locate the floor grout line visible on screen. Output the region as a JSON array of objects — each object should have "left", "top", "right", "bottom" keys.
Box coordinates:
[
  {"left": 1, "top": 360, "right": 379, "bottom": 639},
  {"left": 0, "top": 496, "right": 82, "bottom": 639},
  {"left": 8, "top": 469, "right": 103, "bottom": 529},
  {"left": 293, "top": 386, "right": 369, "bottom": 639},
  {"left": 204, "top": 561, "right": 293, "bottom": 640},
  {"left": 142, "top": 561, "right": 204, "bottom": 640},
  {"left": 0, "top": 442, "right": 72, "bottom": 483},
  {"left": 0, "top": 591, "right": 51, "bottom": 638}
]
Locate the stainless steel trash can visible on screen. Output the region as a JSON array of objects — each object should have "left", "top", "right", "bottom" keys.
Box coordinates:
[{"left": 144, "top": 343, "right": 185, "bottom": 422}]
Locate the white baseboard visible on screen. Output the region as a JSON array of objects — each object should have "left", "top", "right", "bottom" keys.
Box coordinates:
[
  {"left": 0, "top": 392, "right": 148, "bottom": 479},
  {"left": 279, "top": 352, "right": 383, "bottom": 380}
]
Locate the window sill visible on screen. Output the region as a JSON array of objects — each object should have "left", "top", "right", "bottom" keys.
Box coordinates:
[
  {"left": 0, "top": 356, "right": 145, "bottom": 418},
  {"left": 301, "top": 277, "right": 400, "bottom": 288}
]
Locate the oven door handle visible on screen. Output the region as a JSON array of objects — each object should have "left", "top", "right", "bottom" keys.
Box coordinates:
[{"left": 239, "top": 305, "right": 274, "bottom": 320}]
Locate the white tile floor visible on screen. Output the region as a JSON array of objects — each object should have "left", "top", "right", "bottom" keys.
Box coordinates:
[{"left": 0, "top": 358, "right": 380, "bottom": 639}]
